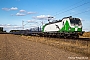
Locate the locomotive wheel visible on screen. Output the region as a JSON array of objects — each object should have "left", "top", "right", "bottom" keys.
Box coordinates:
[
  {"left": 73, "top": 35, "right": 79, "bottom": 39},
  {"left": 64, "top": 36, "right": 67, "bottom": 39}
]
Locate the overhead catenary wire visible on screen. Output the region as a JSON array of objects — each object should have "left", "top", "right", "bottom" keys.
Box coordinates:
[
  {"left": 54, "top": 1, "right": 90, "bottom": 16},
  {"left": 53, "top": 0, "right": 85, "bottom": 16},
  {"left": 66, "top": 6, "right": 90, "bottom": 17},
  {"left": 72, "top": 9, "right": 90, "bottom": 16}
]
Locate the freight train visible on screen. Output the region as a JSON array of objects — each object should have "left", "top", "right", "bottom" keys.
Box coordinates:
[{"left": 10, "top": 16, "right": 84, "bottom": 38}]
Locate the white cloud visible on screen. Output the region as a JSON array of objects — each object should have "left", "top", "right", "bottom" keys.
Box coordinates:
[
  {"left": 2, "top": 8, "right": 10, "bottom": 11},
  {"left": 2, "top": 7, "right": 18, "bottom": 11},
  {"left": 16, "top": 13, "right": 26, "bottom": 16},
  {"left": 10, "top": 7, "right": 18, "bottom": 10},
  {"left": 20, "top": 10, "right": 26, "bottom": 12},
  {"left": 0, "top": 24, "right": 23, "bottom": 32},
  {"left": 27, "top": 12, "right": 36, "bottom": 14},
  {"left": 30, "top": 25, "right": 38, "bottom": 28},
  {"left": 15, "top": 11, "right": 36, "bottom": 16},
  {"left": 27, "top": 20, "right": 37, "bottom": 23},
  {"left": 33, "top": 15, "right": 54, "bottom": 20},
  {"left": 7, "top": 24, "right": 11, "bottom": 26},
  {"left": 2, "top": 7, "right": 36, "bottom": 16},
  {"left": 0, "top": 24, "right": 17, "bottom": 27},
  {"left": 13, "top": 26, "right": 22, "bottom": 28},
  {"left": 0, "top": 24, "right": 19, "bottom": 29}
]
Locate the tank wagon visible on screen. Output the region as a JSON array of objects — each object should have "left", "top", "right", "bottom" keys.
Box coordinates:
[{"left": 11, "top": 16, "right": 84, "bottom": 38}]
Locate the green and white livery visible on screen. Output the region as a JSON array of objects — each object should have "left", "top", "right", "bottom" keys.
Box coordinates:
[{"left": 42, "top": 16, "right": 84, "bottom": 38}]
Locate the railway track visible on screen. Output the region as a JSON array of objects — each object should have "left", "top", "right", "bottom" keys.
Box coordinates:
[
  {"left": 29, "top": 35, "right": 90, "bottom": 41},
  {"left": 74, "top": 38, "right": 90, "bottom": 41}
]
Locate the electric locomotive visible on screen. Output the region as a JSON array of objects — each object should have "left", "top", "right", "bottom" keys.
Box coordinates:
[{"left": 42, "top": 16, "right": 84, "bottom": 38}]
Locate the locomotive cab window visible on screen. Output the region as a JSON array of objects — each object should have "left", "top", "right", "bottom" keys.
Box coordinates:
[{"left": 70, "top": 18, "right": 81, "bottom": 25}]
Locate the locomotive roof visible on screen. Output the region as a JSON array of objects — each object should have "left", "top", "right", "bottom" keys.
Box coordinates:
[
  {"left": 62, "top": 16, "right": 73, "bottom": 19},
  {"left": 45, "top": 16, "right": 81, "bottom": 25},
  {"left": 45, "top": 20, "right": 62, "bottom": 25},
  {"left": 62, "top": 16, "right": 80, "bottom": 20}
]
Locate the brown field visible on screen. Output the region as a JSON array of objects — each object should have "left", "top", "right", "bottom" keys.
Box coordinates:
[
  {"left": 22, "top": 35, "right": 90, "bottom": 57},
  {"left": 1, "top": 34, "right": 88, "bottom": 60},
  {"left": 83, "top": 32, "right": 90, "bottom": 37}
]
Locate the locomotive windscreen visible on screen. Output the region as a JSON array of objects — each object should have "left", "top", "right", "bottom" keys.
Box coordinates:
[{"left": 70, "top": 18, "right": 81, "bottom": 25}]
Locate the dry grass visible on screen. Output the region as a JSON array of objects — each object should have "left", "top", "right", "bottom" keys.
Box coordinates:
[
  {"left": 21, "top": 35, "right": 90, "bottom": 57},
  {"left": 83, "top": 32, "right": 90, "bottom": 37}
]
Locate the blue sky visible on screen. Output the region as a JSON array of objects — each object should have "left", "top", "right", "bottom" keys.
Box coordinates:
[{"left": 0, "top": 0, "right": 90, "bottom": 32}]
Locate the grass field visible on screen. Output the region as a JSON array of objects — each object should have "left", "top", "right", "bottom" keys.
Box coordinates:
[
  {"left": 83, "top": 32, "right": 90, "bottom": 37},
  {"left": 21, "top": 35, "right": 90, "bottom": 57}
]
